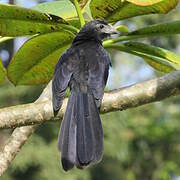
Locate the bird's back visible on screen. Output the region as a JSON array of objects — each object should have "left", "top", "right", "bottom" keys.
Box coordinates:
[{"left": 69, "top": 41, "right": 110, "bottom": 101}]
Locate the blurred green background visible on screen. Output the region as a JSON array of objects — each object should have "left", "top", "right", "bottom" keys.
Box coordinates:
[{"left": 0, "top": 0, "right": 180, "bottom": 180}]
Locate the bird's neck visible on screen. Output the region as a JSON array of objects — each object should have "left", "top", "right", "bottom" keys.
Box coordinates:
[{"left": 72, "top": 31, "right": 102, "bottom": 46}]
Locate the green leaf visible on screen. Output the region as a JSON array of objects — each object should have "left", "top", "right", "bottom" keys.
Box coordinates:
[
  {"left": 33, "top": 1, "right": 77, "bottom": 20},
  {"left": 128, "top": 21, "right": 180, "bottom": 37},
  {"left": 8, "top": 32, "right": 74, "bottom": 85},
  {"left": 126, "top": 0, "right": 164, "bottom": 6},
  {"left": 0, "top": 4, "right": 77, "bottom": 37},
  {"left": 143, "top": 57, "right": 175, "bottom": 73},
  {"left": 90, "top": 0, "right": 178, "bottom": 22},
  {"left": 103, "top": 21, "right": 180, "bottom": 45},
  {"left": 123, "top": 42, "right": 180, "bottom": 66},
  {"left": 0, "top": 58, "right": 6, "bottom": 84},
  {"left": 33, "top": 1, "right": 89, "bottom": 27},
  {"left": 105, "top": 44, "right": 177, "bottom": 73}
]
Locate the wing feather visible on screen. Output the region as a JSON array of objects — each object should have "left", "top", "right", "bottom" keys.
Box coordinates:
[
  {"left": 52, "top": 52, "right": 73, "bottom": 116},
  {"left": 88, "top": 49, "right": 111, "bottom": 108}
]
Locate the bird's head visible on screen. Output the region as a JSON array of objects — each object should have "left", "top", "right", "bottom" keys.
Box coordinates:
[
  {"left": 73, "top": 19, "right": 118, "bottom": 45},
  {"left": 82, "top": 19, "right": 118, "bottom": 39}
]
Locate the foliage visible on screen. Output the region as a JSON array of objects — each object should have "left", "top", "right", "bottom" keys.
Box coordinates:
[
  {"left": 0, "top": 0, "right": 180, "bottom": 85},
  {"left": 90, "top": 0, "right": 178, "bottom": 22},
  {"left": 0, "top": 4, "right": 77, "bottom": 37},
  {"left": 8, "top": 32, "right": 74, "bottom": 85}
]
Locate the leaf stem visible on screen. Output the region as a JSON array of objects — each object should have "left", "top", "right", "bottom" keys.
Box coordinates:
[
  {"left": 73, "top": 0, "right": 85, "bottom": 27},
  {"left": 103, "top": 35, "right": 147, "bottom": 46},
  {"left": 104, "top": 43, "right": 157, "bottom": 59},
  {"left": 0, "top": 37, "right": 13, "bottom": 43},
  {"left": 104, "top": 43, "right": 136, "bottom": 55},
  {"left": 104, "top": 44, "right": 178, "bottom": 71}
]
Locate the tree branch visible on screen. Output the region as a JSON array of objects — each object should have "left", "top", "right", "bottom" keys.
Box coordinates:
[
  {"left": 0, "top": 82, "right": 52, "bottom": 177},
  {"left": 0, "top": 71, "right": 180, "bottom": 177},
  {"left": 0, "top": 126, "right": 35, "bottom": 177},
  {"left": 0, "top": 71, "right": 180, "bottom": 130}
]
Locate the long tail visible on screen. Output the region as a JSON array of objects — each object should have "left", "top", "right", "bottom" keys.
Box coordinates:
[{"left": 58, "top": 91, "right": 103, "bottom": 171}]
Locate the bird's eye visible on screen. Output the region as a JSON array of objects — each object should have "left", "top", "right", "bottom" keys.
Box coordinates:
[{"left": 100, "top": 24, "right": 104, "bottom": 29}]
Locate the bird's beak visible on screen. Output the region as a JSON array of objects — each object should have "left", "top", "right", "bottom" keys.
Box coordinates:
[{"left": 108, "top": 25, "right": 119, "bottom": 35}]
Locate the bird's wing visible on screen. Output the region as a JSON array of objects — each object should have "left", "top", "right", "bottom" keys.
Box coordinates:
[
  {"left": 89, "top": 51, "right": 111, "bottom": 108},
  {"left": 52, "top": 51, "right": 73, "bottom": 116}
]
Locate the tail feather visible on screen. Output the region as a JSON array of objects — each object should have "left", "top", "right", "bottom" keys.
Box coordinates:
[
  {"left": 77, "top": 93, "right": 94, "bottom": 165},
  {"left": 59, "top": 93, "right": 77, "bottom": 171},
  {"left": 58, "top": 115, "right": 65, "bottom": 151},
  {"left": 88, "top": 94, "right": 104, "bottom": 163},
  {"left": 58, "top": 92, "right": 103, "bottom": 171}
]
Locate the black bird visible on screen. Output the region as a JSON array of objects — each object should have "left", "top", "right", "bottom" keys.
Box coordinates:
[{"left": 52, "top": 19, "right": 118, "bottom": 171}]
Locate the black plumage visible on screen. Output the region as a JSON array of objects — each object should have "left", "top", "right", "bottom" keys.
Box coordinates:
[{"left": 52, "top": 19, "right": 118, "bottom": 171}]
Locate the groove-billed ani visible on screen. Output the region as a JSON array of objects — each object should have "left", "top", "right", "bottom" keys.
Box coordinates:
[{"left": 52, "top": 19, "right": 118, "bottom": 171}]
